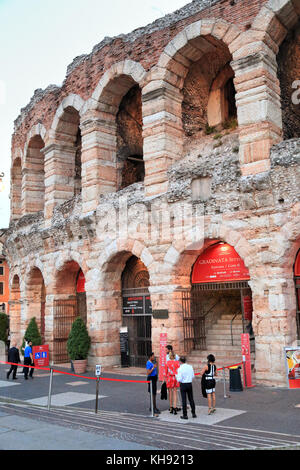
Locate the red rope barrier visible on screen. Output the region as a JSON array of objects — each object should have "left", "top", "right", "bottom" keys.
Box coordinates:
[
  {"left": 195, "top": 362, "right": 243, "bottom": 375},
  {"left": 1, "top": 360, "right": 243, "bottom": 382},
  {"left": 0, "top": 360, "right": 150, "bottom": 383}
]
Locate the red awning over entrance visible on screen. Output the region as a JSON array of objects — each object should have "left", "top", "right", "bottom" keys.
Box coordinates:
[
  {"left": 295, "top": 251, "right": 300, "bottom": 277},
  {"left": 192, "top": 243, "right": 250, "bottom": 284},
  {"left": 76, "top": 269, "right": 86, "bottom": 293}
]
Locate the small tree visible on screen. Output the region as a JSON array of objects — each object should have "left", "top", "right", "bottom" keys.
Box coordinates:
[
  {"left": 67, "top": 317, "right": 91, "bottom": 360},
  {"left": 21, "top": 317, "right": 42, "bottom": 352}
]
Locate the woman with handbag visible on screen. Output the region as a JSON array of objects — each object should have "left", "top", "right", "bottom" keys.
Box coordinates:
[{"left": 164, "top": 351, "right": 180, "bottom": 414}]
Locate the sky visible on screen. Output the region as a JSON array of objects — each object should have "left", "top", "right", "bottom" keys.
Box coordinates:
[{"left": 0, "top": 0, "right": 189, "bottom": 228}]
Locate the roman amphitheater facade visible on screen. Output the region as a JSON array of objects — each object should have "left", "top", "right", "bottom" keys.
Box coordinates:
[{"left": 4, "top": 0, "right": 300, "bottom": 386}]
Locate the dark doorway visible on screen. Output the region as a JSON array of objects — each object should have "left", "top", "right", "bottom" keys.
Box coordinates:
[{"left": 121, "top": 256, "right": 152, "bottom": 367}]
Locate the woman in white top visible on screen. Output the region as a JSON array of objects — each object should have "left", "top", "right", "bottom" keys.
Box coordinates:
[{"left": 201, "top": 354, "right": 217, "bottom": 415}]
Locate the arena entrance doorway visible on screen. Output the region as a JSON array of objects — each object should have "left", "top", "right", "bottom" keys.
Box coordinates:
[
  {"left": 182, "top": 242, "right": 254, "bottom": 357},
  {"left": 53, "top": 263, "right": 87, "bottom": 363},
  {"left": 121, "top": 256, "right": 152, "bottom": 367}
]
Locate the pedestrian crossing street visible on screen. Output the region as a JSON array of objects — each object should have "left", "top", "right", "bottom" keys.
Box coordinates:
[{"left": 1, "top": 402, "right": 300, "bottom": 451}]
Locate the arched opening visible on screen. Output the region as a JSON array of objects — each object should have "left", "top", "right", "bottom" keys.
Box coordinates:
[
  {"left": 277, "top": 20, "right": 300, "bottom": 139},
  {"left": 121, "top": 255, "right": 152, "bottom": 367},
  {"left": 11, "top": 157, "right": 22, "bottom": 220},
  {"left": 56, "top": 106, "right": 82, "bottom": 197},
  {"left": 53, "top": 261, "right": 87, "bottom": 363},
  {"left": 182, "top": 242, "right": 254, "bottom": 366},
  {"left": 207, "top": 65, "right": 237, "bottom": 129},
  {"left": 23, "top": 135, "right": 45, "bottom": 215},
  {"left": 26, "top": 268, "right": 46, "bottom": 343},
  {"left": 294, "top": 249, "right": 300, "bottom": 337},
  {"left": 116, "top": 84, "right": 144, "bottom": 189},
  {"left": 182, "top": 40, "right": 237, "bottom": 141}
]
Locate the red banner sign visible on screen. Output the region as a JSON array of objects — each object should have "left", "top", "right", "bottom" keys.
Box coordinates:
[
  {"left": 76, "top": 270, "right": 86, "bottom": 293},
  {"left": 192, "top": 243, "right": 250, "bottom": 284},
  {"left": 32, "top": 345, "right": 49, "bottom": 367},
  {"left": 295, "top": 250, "right": 300, "bottom": 276},
  {"left": 159, "top": 333, "right": 168, "bottom": 381},
  {"left": 241, "top": 334, "right": 252, "bottom": 387}
]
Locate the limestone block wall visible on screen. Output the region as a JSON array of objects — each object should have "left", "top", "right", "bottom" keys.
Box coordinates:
[{"left": 4, "top": 133, "right": 300, "bottom": 385}]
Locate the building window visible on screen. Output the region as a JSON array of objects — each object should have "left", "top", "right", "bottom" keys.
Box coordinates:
[
  {"left": 0, "top": 267, "right": 4, "bottom": 276},
  {"left": 0, "top": 283, "right": 3, "bottom": 295}
]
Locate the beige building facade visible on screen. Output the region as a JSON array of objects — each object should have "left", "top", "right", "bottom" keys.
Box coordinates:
[{"left": 4, "top": 0, "right": 300, "bottom": 386}]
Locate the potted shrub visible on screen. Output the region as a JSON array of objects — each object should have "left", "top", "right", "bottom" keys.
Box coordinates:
[
  {"left": 67, "top": 317, "right": 91, "bottom": 374},
  {"left": 21, "top": 317, "right": 42, "bottom": 356}
]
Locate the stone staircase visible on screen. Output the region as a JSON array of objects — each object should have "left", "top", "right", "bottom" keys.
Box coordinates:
[{"left": 188, "top": 314, "right": 254, "bottom": 376}]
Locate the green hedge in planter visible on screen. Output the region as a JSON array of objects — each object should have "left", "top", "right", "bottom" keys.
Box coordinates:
[
  {"left": 67, "top": 317, "right": 91, "bottom": 360},
  {"left": 21, "top": 317, "right": 42, "bottom": 353},
  {"left": 0, "top": 313, "right": 9, "bottom": 343}
]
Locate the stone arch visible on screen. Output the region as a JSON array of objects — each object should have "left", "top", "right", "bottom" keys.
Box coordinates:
[
  {"left": 82, "top": 60, "right": 147, "bottom": 115},
  {"left": 44, "top": 94, "right": 86, "bottom": 220},
  {"left": 50, "top": 94, "right": 85, "bottom": 138},
  {"left": 80, "top": 61, "right": 147, "bottom": 200},
  {"left": 22, "top": 124, "right": 46, "bottom": 215},
  {"left": 98, "top": 238, "right": 153, "bottom": 278},
  {"left": 95, "top": 238, "right": 153, "bottom": 367},
  {"left": 280, "top": 210, "right": 300, "bottom": 272},
  {"left": 164, "top": 224, "right": 256, "bottom": 288},
  {"left": 10, "top": 154, "right": 22, "bottom": 220},
  {"left": 24, "top": 266, "right": 46, "bottom": 342},
  {"left": 227, "top": 0, "right": 300, "bottom": 175},
  {"left": 24, "top": 123, "right": 47, "bottom": 158},
  {"left": 156, "top": 19, "right": 242, "bottom": 88},
  {"left": 141, "top": 19, "right": 242, "bottom": 197}
]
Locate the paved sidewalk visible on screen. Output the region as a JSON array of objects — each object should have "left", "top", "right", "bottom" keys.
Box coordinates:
[
  {"left": 0, "top": 408, "right": 156, "bottom": 451},
  {"left": 1, "top": 363, "right": 300, "bottom": 445}
]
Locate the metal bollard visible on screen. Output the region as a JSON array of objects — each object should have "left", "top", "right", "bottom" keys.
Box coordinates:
[
  {"left": 223, "top": 367, "right": 230, "bottom": 399},
  {"left": 47, "top": 366, "right": 54, "bottom": 411},
  {"left": 95, "top": 377, "right": 100, "bottom": 414},
  {"left": 150, "top": 380, "right": 154, "bottom": 417}
]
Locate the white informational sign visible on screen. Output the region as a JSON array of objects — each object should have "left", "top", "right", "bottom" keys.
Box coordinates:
[{"left": 95, "top": 365, "right": 102, "bottom": 377}]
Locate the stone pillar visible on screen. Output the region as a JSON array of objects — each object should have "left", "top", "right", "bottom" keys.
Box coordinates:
[
  {"left": 231, "top": 50, "right": 283, "bottom": 176},
  {"left": 8, "top": 300, "right": 22, "bottom": 345},
  {"left": 80, "top": 111, "right": 118, "bottom": 214},
  {"left": 11, "top": 159, "right": 22, "bottom": 220},
  {"left": 142, "top": 81, "right": 184, "bottom": 198},
  {"left": 251, "top": 274, "right": 297, "bottom": 386},
  {"left": 43, "top": 143, "right": 76, "bottom": 224}
]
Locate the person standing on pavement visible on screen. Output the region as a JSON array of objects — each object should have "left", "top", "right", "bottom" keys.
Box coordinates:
[
  {"left": 201, "top": 354, "right": 217, "bottom": 415},
  {"left": 146, "top": 352, "right": 160, "bottom": 415},
  {"left": 23, "top": 340, "right": 34, "bottom": 380},
  {"left": 164, "top": 351, "right": 180, "bottom": 414},
  {"left": 6, "top": 341, "right": 20, "bottom": 380},
  {"left": 165, "top": 345, "right": 179, "bottom": 362},
  {"left": 176, "top": 356, "right": 197, "bottom": 420}
]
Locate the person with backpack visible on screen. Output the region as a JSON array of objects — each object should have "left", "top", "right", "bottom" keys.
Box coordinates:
[{"left": 201, "top": 354, "right": 217, "bottom": 415}]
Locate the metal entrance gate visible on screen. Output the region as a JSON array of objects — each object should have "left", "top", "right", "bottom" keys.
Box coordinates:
[
  {"left": 53, "top": 298, "right": 77, "bottom": 363},
  {"left": 122, "top": 288, "right": 152, "bottom": 367},
  {"left": 182, "top": 281, "right": 251, "bottom": 354}
]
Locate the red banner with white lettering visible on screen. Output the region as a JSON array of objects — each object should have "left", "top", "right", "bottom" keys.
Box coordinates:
[
  {"left": 32, "top": 345, "right": 49, "bottom": 368},
  {"left": 159, "top": 333, "right": 168, "bottom": 381},
  {"left": 241, "top": 334, "right": 252, "bottom": 387},
  {"left": 192, "top": 243, "right": 250, "bottom": 284}
]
